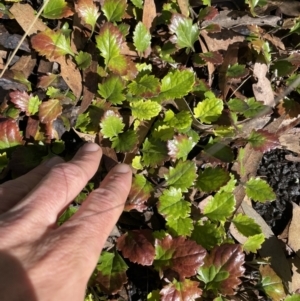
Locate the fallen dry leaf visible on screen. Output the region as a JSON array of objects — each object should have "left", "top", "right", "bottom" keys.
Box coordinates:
[
  {"left": 289, "top": 256, "right": 300, "bottom": 292},
  {"left": 142, "top": 0, "right": 156, "bottom": 32},
  {"left": 288, "top": 202, "right": 300, "bottom": 257}
]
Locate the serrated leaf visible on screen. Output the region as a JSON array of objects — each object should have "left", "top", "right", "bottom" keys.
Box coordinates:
[
  {"left": 199, "top": 51, "right": 223, "bottom": 65},
  {"left": 160, "top": 279, "right": 202, "bottom": 301},
  {"left": 100, "top": 110, "right": 124, "bottom": 139},
  {"left": 191, "top": 220, "right": 225, "bottom": 250},
  {"left": 142, "top": 138, "right": 168, "bottom": 167},
  {"left": 98, "top": 76, "right": 125, "bottom": 105},
  {"left": 31, "top": 29, "right": 74, "bottom": 60},
  {"left": 226, "top": 63, "right": 249, "bottom": 79},
  {"left": 43, "top": 0, "right": 73, "bottom": 19},
  {"left": 133, "top": 22, "right": 151, "bottom": 53},
  {"left": 194, "top": 92, "right": 223, "bottom": 124},
  {"left": 126, "top": 174, "right": 153, "bottom": 212},
  {"left": 154, "top": 235, "right": 207, "bottom": 278},
  {"left": 9, "top": 91, "right": 41, "bottom": 116},
  {"left": 96, "top": 251, "right": 128, "bottom": 295},
  {"left": 158, "top": 69, "right": 195, "bottom": 101},
  {"left": 75, "top": 51, "right": 92, "bottom": 70},
  {"left": 260, "top": 265, "right": 286, "bottom": 301},
  {"left": 243, "top": 233, "right": 265, "bottom": 253},
  {"left": 219, "top": 174, "right": 237, "bottom": 193},
  {"left": 102, "top": 0, "right": 127, "bottom": 22},
  {"left": 232, "top": 213, "right": 262, "bottom": 237},
  {"left": 112, "top": 130, "right": 138, "bottom": 152},
  {"left": 245, "top": 177, "right": 276, "bottom": 203},
  {"left": 158, "top": 187, "right": 190, "bottom": 220},
  {"left": 198, "top": 6, "right": 218, "bottom": 21},
  {"left": 196, "top": 167, "right": 230, "bottom": 192},
  {"left": 131, "top": 100, "right": 161, "bottom": 120},
  {"left": 167, "top": 134, "right": 195, "bottom": 160},
  {"left": 117, "top": 229, "right": 155, "bottom": 265},
  {"left": 39, "top": 99, "right": 62, "bottom": 124},
  {"left": 247, "top": 129, "right": 280, "bottom": 153},
  {"left": 167, "top": 216, "right": 194, "bottom": 237},
  {"left": 203, "top": 191, "right": 235, "bottom": 222},
  {"left": 227, "top": 98, "right": 248, "bottom": 113},
  {"left": 243, "top": 97, "right": 269, "bottom": 118},
  {"left": 167, "top": 110, "right": 193, "bottom": 131},
  {"left": 76, "top": 0, "right": 100, "bottom": 34},
  {"left": 128, "top": 74, "right": 160, "bottom": 98},
  {"left": 197, "top": 244, "right": 245, "bottom": 295},
  {"left": 0, "top": 118, "right": 22, "bottom": 150},
  {"left": 169, "top": 13, "right": 200, "bottom": 50},
  {"left": 164, "top": 160, "right": 197, "bottom": 192}
]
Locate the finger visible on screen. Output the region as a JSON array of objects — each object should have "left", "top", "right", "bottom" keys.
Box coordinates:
[
  {"left": 0, "top": 157, "right": 64, "bottom": 214},
  {"left": 10, "top": 143, "right": 102, "bottom": 225},
  {"left": 60, "top": 164, "right": 132, "bottom": 269}
]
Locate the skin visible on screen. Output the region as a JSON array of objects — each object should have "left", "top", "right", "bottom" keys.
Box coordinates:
[{"left": 0, "top": 143, "right": 132, "bottom": 301}]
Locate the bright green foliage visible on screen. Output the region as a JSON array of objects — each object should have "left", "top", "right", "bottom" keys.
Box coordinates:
[
  {"left": 128, "top": 74, "right": 160, "bottom": 98},
  {"left": 132, "top": 0, "right": 144, "bottom": 9},
  {"left": 245, "top": 177, "right": 276, "bottom": 203},
  {"left": 142, "top": 138, "right": 168, "bottom": 167},
  {"left": 98, "top": 76, "right": 125, "bottom": 105},
  {"left": 112, "top": 130, "right": 138, "bottom": 152},
  {"left": 226, "top": 63, "right": 249, "bottom": 79},
  {"left": 167, "top": 216, "right": 194, "bottom": 237},
  {"left": 285, "top": 295, "right": 300, "bottom": 301},
  {"left": 197, "top": 167, "right": 230, "bottom": 192},
  {"left": 75, "top": 51, "right": 92, "bottom": 69},
  {"left": 158, "top": 187, "right": 190, "bottom": 220},
  {"left": 132, "top": 155, "right": 143, "bottom": 170},
  {"left": 169, "top": 13, "right": 200, "bottom": 50},
  {"left": 133, "top": 22, "right": 151, "bottom": 54},
  {"left": 244, "top": 97, "right": 268, "bottom": 118},
  {"left": 100, "top": 111, "right": 125, "bottom": 139},
  {"left": 102, "top": 0, "right": 127, "bottom": 22},
  {"left": 198, "top": 265, "right": 230, "bottom": 287},
  {"left": 191, "top": 220, "right": 225, "bottom": 250},
  {"left": 194, "top": 91, "right": 223, "bottom": 124},
  {"left": 131, "top": 100, "right": 161, "bottom": 120},
  {"left": 203, "top": 0, "right": 211, "bottom": 4},
  {"left": 164, "top": 160, "right": 197, "bottom": 192},
  {"left": 232, "top": 214, "right": 262, "bottom": 237},
  {"left": 243, "top": 233, "right": 265, "bottom": 253},
  {"left": 58, "top": 205, "right": 78, "bottom": 225},
  {"left": 167, "top": 135, "right": 195, "bottom": 160},
  {"left": 147, "top": 290, "right": 160, "bottom": 301},
  {"left": 260, "top": 265, "right": 286, "bottom": 301},
  {"left": 166, "top": 110, "right": 193, "bottom": 131},
  {"left": 28, "top": 95, "right": 41, "bottom": 115},
  {"left": 43, "top": 0, "right": 73, "bottom": 19},
  {"left": 152, "top": 124, "right": 174, "bottom": 141},
  {"left": 159, "top": 69, "right": 195, "bottom": 101},
  {"left": 203, "top": 192, "right": 235, "bottom": 222}
]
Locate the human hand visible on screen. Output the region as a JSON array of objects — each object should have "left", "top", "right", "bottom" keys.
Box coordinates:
[{"left": 0, "top": 143, "right": 132, "bottom": 301}]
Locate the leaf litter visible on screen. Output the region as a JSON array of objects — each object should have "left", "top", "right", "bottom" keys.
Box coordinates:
[{"left": 2, "top": 0, "right": 300, "bottom": 299}]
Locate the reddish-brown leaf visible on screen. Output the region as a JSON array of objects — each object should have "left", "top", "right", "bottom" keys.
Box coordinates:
[
  {"left": 9, "top": 91, "right": 30, "bottom": 113},
  {"left": 39, "top": 99, "right": 62, "bottom": 124},
  {"left": 160, "top": 279, "right": 202, "bottom": 301},
  {"left": 117, "top": 229, "right": 155, "bottom": 266},
  {"left": 154, "top": 235, "right": 207, "bottom": 278},
  {"left": 247, "top": 129, "right": 280, "bottom": 153},
  {"left": 198, "top": 6, "right": 218, "bottom": 21},
  {"left": 0, "top": 118, "right": 23, "bottom": 149},
  {"left": 37, "top": 74, "right": 59, "bottom": 89},
  {"left": 199, "top": 51, "right": 223, "bottom": 65}
]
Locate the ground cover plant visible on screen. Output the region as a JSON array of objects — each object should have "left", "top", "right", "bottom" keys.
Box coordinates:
[{"left": 2, "top": 0, "right": 300, "bottom": 300}]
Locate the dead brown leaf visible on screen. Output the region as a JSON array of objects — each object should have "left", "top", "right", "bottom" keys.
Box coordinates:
[
  {"left": 142, "top": 0, "right": 156, "bottom": 32},
  {"left": 11, "top": 54, "right": 37, "bottom": 78},
  {"left": 289, "top": 256, "right": 300, "bottom": 292},
  {"left": 177, "top": 0, "right": 189, "bottom": 17},
  {"left": 288, "top": 202, "right": 300, "bottom": 257}
]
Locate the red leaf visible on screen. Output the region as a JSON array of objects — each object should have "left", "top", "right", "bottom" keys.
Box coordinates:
[
  {"left": 37, "top": 74, "right": 59, "bottom": 89},
  {"left": 39, "top": 99, "right": 62, "bottom": 124},
  {"left": 247, "top": 129, "right": 280, "bottom": 153},
  {"left": 198, "top": 6, "right": 218, "bottom": 21},
  {"left": 0, "top": 118, "right": 23, "bottom": 149},
  {"left": 154, "top": 235, "right": 207, "bottom": 278},
  {"left": 117, "top": 229, "right": 155, "bottom": 266},
  {"left": 160, "top": 278, "right": 202, "bottom": 301},
  {"left": 199, "top": 51, "right": 223, "bottom": 65},
  {"left": 9, "top": 90, "right": 30, "bottom": 113}
]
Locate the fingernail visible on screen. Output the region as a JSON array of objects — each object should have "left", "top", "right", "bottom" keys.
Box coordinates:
[
  {"left": 114, "top": 164, "right": 131, "bottom": 174},
  {"left": 80, "top": 143, "right": 100, "bottom": 152},
  {"left": 43, "top": 156, "right": 64, "bottom": 167}
]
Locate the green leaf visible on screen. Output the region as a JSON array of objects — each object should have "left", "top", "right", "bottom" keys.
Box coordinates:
[
  {"left": 245, "top": 177, "right": 276, "bottom": 203},
  {"left": 285, "top": 294, "right": 300, "bottom": 301},
  {"left": 194, "top": 91, "right": 223, "bottom": 124},
  {"left": 158, "top": 69, "right": 195, "bottom": 101},
  {"left": 196, "top": 167, "right": 230, "bottom": 192},
  {"left": 219, "top": 174, "right": 237, "bottom": 193},
  {"left": 112, "top": 130, "right": 138, "bottom": 152},
  {"left": 131, "top": 100, "right": 161, "bottom": 120},
  {"left": 43, "top": 0, "right": 73, "bottom": 19},
  {"left": 75, "top": 51, "right": 92, "bottom": 70},
  {"left": 133, "top": 22, "right": 151, "bottom": 53},
  {"left": 158, "top": 187, "right": 190, "bottom": 220},
  {"left": 102, "top": 0, "right": 127, "bottom": 22},
  {"left": 128, "top": 74, "right": 160, "bottom": 98},
  {"left": 164, "top": 160, "right": 197, "bottom": 192},
  {"left": 28, "top": 95, "right": 41, "bottom": 115},
  {"left": 100, "top": 110, "right": 125, "bottom": 139},
  {"left": 243, "top": 233, "right": 265, "bottom": 253},
  {"left": 58, "top": 205, "right": 78, "bottom": 225},
  {"left": 76, "top": 0, "right": 100, "bottom": 34},
  {"left": 147, "top": 290, "right": 160, "bottom": 301},
  {"left": 247, "top": 129, "right": 279, "bottom": 153},
  {"left": 132, "top": 155, "right": 143, "bottom": 170},
  {"left": 203, "top": 192, "right": 236, "bottom": 222},
  {"left": 96, "top": 251, "right": 128, "bottom": 295},
  {"left": 167, "top": 134, "right": 195, "bottom": 160},
  {"left": 191, "top": 220, "right": 225, "bottom": 250},
  {"left": 203, "top": 139, "right": 234, "bottom": 163},
  {"left": 227, "top": 98, "right": 248, "bottom": 113},
  {"left": 167, "top": 110, "right": 193, "bottom": 131},
  {"left": 169, "top": 13, "right": 200, "bottom": 50},
  {"left": 167, "top": 216, "right": 194, "bottom": 237},
  {"left": 243, "top": 97, "right": 269, "bottom": 118},
  {"left": 142, "top": 138, "right": 168, "bottom": 167},
  {"left": 226, "top": 63, "right": 249, "bottom": 79},
  {"left": 98, "top": 76, "right": 125, "bottom": 105},
  {"left": 232, "top": 214, "right": 262, "bottom": 237}
]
